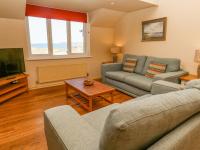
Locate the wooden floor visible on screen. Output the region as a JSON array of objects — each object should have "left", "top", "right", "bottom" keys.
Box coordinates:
[{"left": 0, "top": 85, "right": 133, "bottom": 150}]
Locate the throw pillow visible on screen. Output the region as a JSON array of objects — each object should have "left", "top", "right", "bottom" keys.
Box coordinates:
[
  {"left": 145, "top": 62, "right": 167, "bottom": 78},
  {"left": 123, "top": 58, "right": 137, "bottom": 73}
]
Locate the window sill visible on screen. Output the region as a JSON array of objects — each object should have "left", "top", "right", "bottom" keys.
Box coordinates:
[{"left": 26, "top": 55, "right": 92, "bottom": 61}]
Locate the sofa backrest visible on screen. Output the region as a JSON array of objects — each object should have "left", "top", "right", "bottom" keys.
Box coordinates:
[
  {"left": 99, "top": 88, "right": 200, "bottom": 150},
  {"left": 148, "top": 112, "right": 200, "bottom": 150},
  {"left": 123, "top": 54, "right": 147, "bottom": 75},
  {"left": 142, "top": 56, "right": 181, "bottom": 75},
  {"left": 122, "top": 54, "right": 181, "bottom": 75}
]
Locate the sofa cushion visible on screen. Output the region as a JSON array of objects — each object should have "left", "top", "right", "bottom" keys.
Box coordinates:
[
  {"left": 185, "top": 79, "right": 200, "bottom": 89},
  {"left": 145, "top": 62, "right": 167, "bottom": 78},
  {"left": 123, "top": 54, "right": 147, "bottom": 75},
  {"left": 82, "top": 104, "right": 120, "bottom": 133},
  {"left": 143, "top": 56, "right": 180, "bottom": 75},
  {"left": 105, "top": 71, "right": 132, "bottom": 82},
  {"left": 148, "top": 112, "right": 200, "bottom": 150},
  {"left": 124, "top": 73, "right": 153, "bottom": 91},
  {"left": 105, "top": 78, "right": 150, "bottom": 97},
  {"left": 100, "top": 89, "right": 200, "bottom": 150},
  {"left": 123, "top": 58, "right": 137, "bottom": 73}
]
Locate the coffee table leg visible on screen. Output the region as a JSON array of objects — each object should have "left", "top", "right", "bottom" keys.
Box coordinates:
[{"left": 89, "top": 97, "right": 93, "bottom": 112}]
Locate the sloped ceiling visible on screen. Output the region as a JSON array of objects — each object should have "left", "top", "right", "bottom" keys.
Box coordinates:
[
  {"left": 27, "top": 0, "right": 158, "bottom": 13},
  {"left": 0, "top": 0, "right": 26, "bottom": 19},
  {"left": 0, "top": 0, "right": 158, "bottom": 27},
  {"left": 141, "top": 0, "right": 158, "bottom": 5},
  {"left": 89, "top": 0, "right": 158, "bottom": 28},
  {"left": 89, "top": 8, "right": 126, "bottom": 28}
]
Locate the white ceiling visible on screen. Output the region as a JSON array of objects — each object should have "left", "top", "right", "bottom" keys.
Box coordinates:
[
  {"left": 27, "top": 0, "right": 158, "bottom": 13},
  {"left": 89, "top": 8, "right": 126, "bottom": 28},
  {"left": 0, "top": 0, "right": 158, "bottom": 27}
]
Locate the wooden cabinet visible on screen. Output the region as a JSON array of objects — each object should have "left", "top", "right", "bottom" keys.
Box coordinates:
[
  {"left": 0, "top": 74, "right": 28, "bottom": 103},
  {"left": 180, "top": 74, "right": 198, "bottom": 82}
]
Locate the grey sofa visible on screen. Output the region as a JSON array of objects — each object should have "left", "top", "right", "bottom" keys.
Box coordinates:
[
  {"left": 44, "top": 80, "right": 200, "bottom": 150},
  {"left": 102, "top": 54, "right": 187, "bottom": 97}
]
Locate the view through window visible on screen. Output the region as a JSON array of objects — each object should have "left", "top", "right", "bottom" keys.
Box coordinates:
[
  {"left": 28, "top": 17, "right": 49, "bottom": 55},
  {"left": 71, "top": 21, "right": 84, "bottom": 54},
  {"left": 27, "top": 17, "right": 87, "bottom": 58},
  {"left": 51, "top": 19, "right": 68, "bottom": 55}
]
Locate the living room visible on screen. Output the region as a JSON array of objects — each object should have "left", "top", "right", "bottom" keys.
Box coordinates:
[{"left": 1, "top": 0, "right": 200, "bottom": 149}]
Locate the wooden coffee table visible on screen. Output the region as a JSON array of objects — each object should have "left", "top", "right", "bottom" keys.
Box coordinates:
[{"left": 65, "top": 78, "right": 115, "bottom": 111}]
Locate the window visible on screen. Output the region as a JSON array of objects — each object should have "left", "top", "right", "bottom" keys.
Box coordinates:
[
  {"left": 27, "top": 17, "right": 89, "bottom": 59},
  {"left": 28, "top": 17, "right": 48, "bottom": 55},
  {"left": 71, "top": 21, "right": 84, "bottom": 54},
  {"left": 51, "top": 19, "right": 68, "bottom": 55}
]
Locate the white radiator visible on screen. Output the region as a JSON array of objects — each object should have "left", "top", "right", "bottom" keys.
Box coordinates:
[{"left": 37, "top": 64, "right": 87, "bottom": 84}]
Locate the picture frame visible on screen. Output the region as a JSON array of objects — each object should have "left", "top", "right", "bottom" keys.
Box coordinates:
[{"left": 142, "top": 17, "right": 167, "bottom": 42}]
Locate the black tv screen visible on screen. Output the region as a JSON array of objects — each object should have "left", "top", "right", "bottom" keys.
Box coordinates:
[{"left": 0, "top": 48, "right": 25, "bottom": 78}]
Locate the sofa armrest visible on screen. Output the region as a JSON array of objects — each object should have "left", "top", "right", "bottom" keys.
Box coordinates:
[
  {"left": 101, "top": 63, "right": 123, "bottom": 82},
  {"left": 44, "top": 106, "right": 99, "bottom": 150},
  {"left": 154, "top": 71, "right": 188, "bottom": 83},
  {"left": 151, "top": 80, "right": 183, "bottom": 95}
]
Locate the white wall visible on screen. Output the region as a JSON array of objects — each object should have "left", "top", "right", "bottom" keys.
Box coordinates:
[
  {"left": 0, "top": 18, "right": 114, "bottom": 89},
  {"left": 0, "top": 19, "right": 26, "bottom": 48},
  {"left": 2, "top": 0, "right": 200, "bottom": 90},
  {"left": 115, "top": 0, "right": 200, "bottom": 74}
]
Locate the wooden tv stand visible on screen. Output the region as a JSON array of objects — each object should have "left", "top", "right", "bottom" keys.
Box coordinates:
[{"left": 0, "top": 74, "right": 29, "bottom": 103}]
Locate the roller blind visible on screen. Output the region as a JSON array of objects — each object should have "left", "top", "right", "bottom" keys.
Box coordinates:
[{"left": 25, "top": 4, "right": 87, "bottom": 23}]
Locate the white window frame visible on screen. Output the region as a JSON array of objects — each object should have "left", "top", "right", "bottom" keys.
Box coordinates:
[{"left": 26, "top": 17, "right": 91, "bottom": 60}]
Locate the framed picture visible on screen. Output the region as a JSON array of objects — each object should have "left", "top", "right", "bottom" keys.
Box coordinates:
[{"left": 142, "top": 17, "right": 167, "bottom": 41}]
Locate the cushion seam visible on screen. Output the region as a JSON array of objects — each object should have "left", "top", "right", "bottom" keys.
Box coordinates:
[{"left": 153, "top": 83, "right": 181, "bottom": 90}]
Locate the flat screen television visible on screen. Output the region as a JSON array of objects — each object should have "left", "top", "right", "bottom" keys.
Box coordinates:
[{"left": 0, "top": 48, "right": 25, "bottom": 78}]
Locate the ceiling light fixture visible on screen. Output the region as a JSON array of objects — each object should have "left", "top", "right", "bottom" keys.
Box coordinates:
[{"left": 110, "top": 1, "right": 115, "bottom": 5}]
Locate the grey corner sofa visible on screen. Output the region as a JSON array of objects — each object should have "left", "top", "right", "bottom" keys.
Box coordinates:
[
  {"left": 44, "top": 80, "right": 200, "bottom": 150},
  {"left": 101, "top": 54, "right": 187, "bottom": 97}
]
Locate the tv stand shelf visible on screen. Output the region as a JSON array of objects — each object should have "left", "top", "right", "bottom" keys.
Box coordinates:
[{"left": 0, "top": 74, "right": 28, "bottom": 103}]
